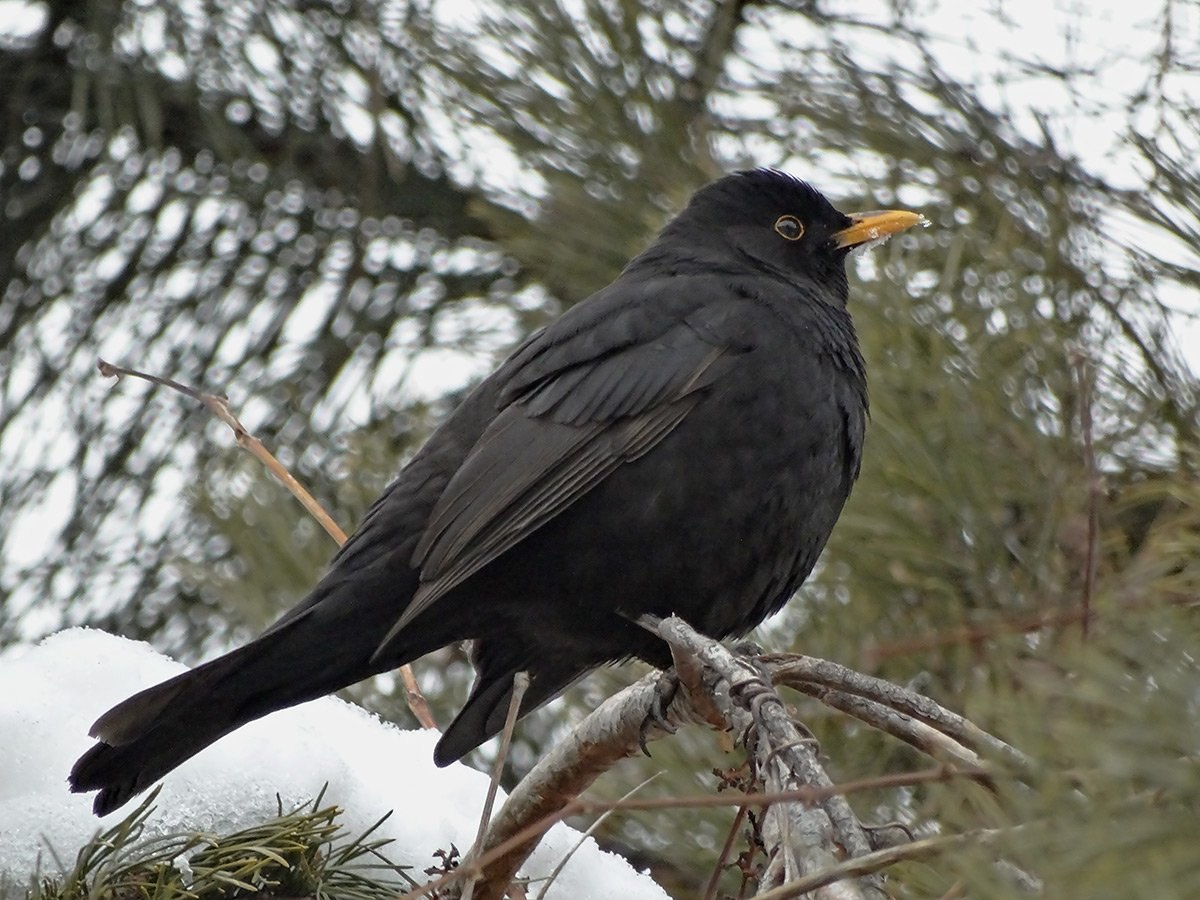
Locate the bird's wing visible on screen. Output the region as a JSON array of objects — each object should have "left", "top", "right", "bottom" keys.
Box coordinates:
[{"left": 375, "top": 292, "right": 740, "bottom": 650}]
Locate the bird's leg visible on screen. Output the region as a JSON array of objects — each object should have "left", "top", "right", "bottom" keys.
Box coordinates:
[
  {"left": 860, "top": 820, "right": 915, "bottom": 850},
  {"left": 639, "top": 668, "right": 680, "bottom": 757},
  {"left": 731, "top": 640, "right": 765, "bottom": 656},
  {"left": 632, "top": 613, "right": 678, "bottom": 757},
  {"left": 634, "top": 613, "right": 735, "bottom": 756}
]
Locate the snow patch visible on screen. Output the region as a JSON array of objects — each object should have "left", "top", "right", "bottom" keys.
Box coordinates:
[{"left": 0, "top": 629, "right": 668, "bottom": 900}]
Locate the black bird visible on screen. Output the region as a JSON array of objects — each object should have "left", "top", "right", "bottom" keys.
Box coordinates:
[{"left": 70, "top": 169, "right": 922, "bottom": 816}]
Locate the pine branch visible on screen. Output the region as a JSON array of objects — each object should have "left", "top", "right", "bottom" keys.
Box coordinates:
[{"left": 398, "top": 617, "right": 1015, "bottom": 900}]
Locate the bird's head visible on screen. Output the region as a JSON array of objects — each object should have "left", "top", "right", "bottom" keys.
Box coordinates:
[{"left": 655, "top": 168, "right": 925, "bottom": 305}]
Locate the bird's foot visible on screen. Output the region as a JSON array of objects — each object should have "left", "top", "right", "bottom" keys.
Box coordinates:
[
  {"left": 731, "top": 640, "right": 764, "bottom": 656},
  {"left": 639, "top": 668, "right": 680, "bottom": 757},
  {"left": 862, "top": 820, "right": 915, "bottom": 850}
]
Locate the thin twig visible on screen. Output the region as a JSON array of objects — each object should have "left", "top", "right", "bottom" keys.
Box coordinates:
[
  {"left": 859, "top": 587, "right": 1199, "bottom": 665},
  {"left": 1071, "top": 350, "right": 1100, "bottom": 640},
  {"left": 398, "top": 763, "right": 990, "bottom": 899},
  {"left": 786, "top": 683, "right": 980, "bottom": 768},
  {"left": 703, "top": 803, "right": 750, "bottom": 900},
  {"left": 751, "top": 828, "right": 1009, "bottom": 900},
  {"left": 765, "top": 655, "right": 1033, "bottom": 775},
  {"left": 96, "top": 357, "right": 440, "bottom": 730},
  {"left": 534, "top": 773, "right": 661, "bottom": 900},
  {"left": 98, "top": 359, "right": 348, "bottom": 546},
  {"left": 462, "top": 672, "right": 531, "bottom": 900}
]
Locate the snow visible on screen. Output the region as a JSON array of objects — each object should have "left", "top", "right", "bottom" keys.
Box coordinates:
[{"left": 0, "top": 629, "right": 669, "bottom": 899}]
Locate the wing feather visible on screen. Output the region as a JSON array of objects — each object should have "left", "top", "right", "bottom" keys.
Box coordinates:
[{"left": 374, "top": 284, "right": 744, "bottom": 654}]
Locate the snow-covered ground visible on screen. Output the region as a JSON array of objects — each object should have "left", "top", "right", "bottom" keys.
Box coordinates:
[{"left": 0, "top": 629, "right": 668, "bottom": 900}]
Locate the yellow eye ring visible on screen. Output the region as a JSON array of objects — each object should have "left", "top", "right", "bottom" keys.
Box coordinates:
[{"left": 774, "top": 215, "right": 804, "bottom": 241}]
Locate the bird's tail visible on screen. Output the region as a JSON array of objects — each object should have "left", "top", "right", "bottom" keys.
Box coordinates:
[
  {"left": 69, "top": 646, "right": 263, "bottom": 816},
  {"left": 433, "top": 654, "right": 583, "bottom": 767},
  {"left": 69, "top": 568, "right": 446, "bottom": 816},
  {"left": 69, "top": 618, "right": 404, "bottom": 817}
]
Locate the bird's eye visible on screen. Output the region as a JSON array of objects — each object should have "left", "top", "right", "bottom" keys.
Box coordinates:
[{"left": 774, "top": 215, "right": 804, "bottom": 241}]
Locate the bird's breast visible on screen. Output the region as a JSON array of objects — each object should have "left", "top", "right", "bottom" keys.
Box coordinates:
[{"left": 508, "top": 343, "right": 860, "bottom": 648}]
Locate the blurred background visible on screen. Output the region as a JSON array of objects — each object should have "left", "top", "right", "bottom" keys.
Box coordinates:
[{"left": 1, "top": 0, "right": 1198, "bottom": 896}]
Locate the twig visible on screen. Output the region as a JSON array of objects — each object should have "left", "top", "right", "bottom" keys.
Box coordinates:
[
  {"left": 98, "top": 359, "right": 348, "bottom": 546},
  {"left": 463, "top": 672, "right": 531, "bottom": 900},
  {"left": 534, "top": 773, "right": 661, "bottom": 900},
  {"left": 750, "top": 828, "right": 1009, "bottom": 900},
  {"left": 1071, "top": 350, "right": 1100, "bottom": 640},
  {"left": 703, "top": 803, "right": 750, "bottom": 900},
  {"left": 862, "top": 591, "right": 1197, "bottom": 665},
  {"left": 765, "top": 655, "right": 1032, "bottom": 774},
  {"left": 96, "top": 357, "right": 439, "bottom": 730},
  {"left": 786, "top": 683, "right": 980, "bottom": 768},
  {"left": 398, "top": 766, "right": 990, "bottom": 900}
]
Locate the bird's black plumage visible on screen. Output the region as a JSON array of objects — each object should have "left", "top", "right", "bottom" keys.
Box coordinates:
[{"left": 69, "top": 169, "right": 922, "bottom": 815}]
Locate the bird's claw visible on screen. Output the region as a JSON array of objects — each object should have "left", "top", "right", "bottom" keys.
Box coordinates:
[
  {"left": 638, "top": 668, "right": 680, "bottom": 757},
  {"left": 732, "top": 640, "right": 764, "bottom": 656}
]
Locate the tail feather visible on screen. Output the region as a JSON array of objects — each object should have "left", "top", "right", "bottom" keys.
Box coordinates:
[
  {"left": 434, "top": 665, "right": 579, "bottom": 767},
  {"left": 69, "top": 561, "right": 484, "bottom": 816},
  {"left": 89, "top": 670, "right": 194, "bottom": 745},
  {"left": 69, "top": 652, "right": 254, "bottom": 816},
  {"left": 69, "top": 566, "right": 453, "bottom": 816}
]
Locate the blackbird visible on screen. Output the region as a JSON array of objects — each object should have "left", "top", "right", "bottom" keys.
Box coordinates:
[{"left": 70, "top": 169, "right": 922, "bottom": 816}]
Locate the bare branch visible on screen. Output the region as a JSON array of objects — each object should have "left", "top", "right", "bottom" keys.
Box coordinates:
[
  {"left": 650, "top": 617, "right": 885, "bottom": 899},
  {"left": 443, "top": 616, "right": 1015, "bottom": 899},
  {"left": 400, "top": 764, "right": 993, "bottom": 899},
  {"left": 764, "top": 654, "right": 1033, "bottom": 774},
  {"left": 95, "top": 357, "right": 440, "bottom": 731},
  {"left": 751, "top": 828, "right": 1008, "bottom": 900}
]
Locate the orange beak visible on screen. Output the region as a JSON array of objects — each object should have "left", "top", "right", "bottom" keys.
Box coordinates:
[{"left": 832, "top": 209, "right": 927, "bottom": 250}]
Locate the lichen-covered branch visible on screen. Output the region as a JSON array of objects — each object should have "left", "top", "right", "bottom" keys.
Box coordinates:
[{"left": 435, "top": 617, "right": 1023, "bottom": 900}]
